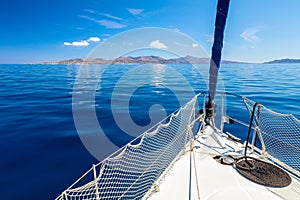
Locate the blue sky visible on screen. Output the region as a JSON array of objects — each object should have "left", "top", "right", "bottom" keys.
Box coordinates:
[{"left": 1, "top": 0, "right": 300, "bottom": 63}]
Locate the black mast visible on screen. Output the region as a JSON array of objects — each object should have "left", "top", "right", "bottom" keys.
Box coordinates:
[{"left": 207, "top": 0, "right": 230, "bottom": 112}]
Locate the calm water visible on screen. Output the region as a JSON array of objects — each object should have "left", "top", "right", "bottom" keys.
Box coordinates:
[{"left": 0, "top": 64, "right": 299, "bottom": 199}]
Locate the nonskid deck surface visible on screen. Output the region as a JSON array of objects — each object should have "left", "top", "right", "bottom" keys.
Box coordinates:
[{"left": 148, "top": 125, "right": 300, "bottom": 200}]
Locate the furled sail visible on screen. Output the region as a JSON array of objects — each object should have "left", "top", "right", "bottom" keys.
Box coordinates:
[{"left": 208, "top": 0, "right": 230, "bottom": 105}]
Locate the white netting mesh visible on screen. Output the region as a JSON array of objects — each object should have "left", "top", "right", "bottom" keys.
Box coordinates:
[
  {"left": 57, "top": 97, "right": 197, "bottom": 200},
  {"left": 258, "top": 105, "right": 300, "bottom": 174},
  {"left": 223, "top": 93, "right": 300, "bottom": 176}
]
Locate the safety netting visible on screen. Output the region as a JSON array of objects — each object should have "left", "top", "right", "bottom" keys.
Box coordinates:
[
  {"left": 220, "top": 92, "right": 300, "bottom": 177},
  {"left": 56, "top": 97, "right": 197, "bottom": 200},
  {"left": 258, "top": 105, "right": 300, "bottom": 176},
  {"left": 223, "top": 93, "right": 300, "bottom": 177}
]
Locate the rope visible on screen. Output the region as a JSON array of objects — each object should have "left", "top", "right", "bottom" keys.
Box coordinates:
[
  {"left": 192, "top": 146, "right": 201, "bottom": 200},
  {"left": 188, "top": 145, "right": 192, "bottom": 200},
  {"left": 188, "top": 119, "right": 201, "bottom": 200},
  {"left": 211, "top": 102, "right": 260, "bottom": 169},
  {"left": 213, "top": 155, "right": 256, "bottom": 171}
]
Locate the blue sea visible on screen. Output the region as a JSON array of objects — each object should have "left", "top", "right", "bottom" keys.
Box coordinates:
[{"left": 0, "top": 63, "right": 299, "bottom": 199}]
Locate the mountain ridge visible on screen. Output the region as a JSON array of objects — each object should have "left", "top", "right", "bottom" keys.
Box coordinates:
[
  {"left": 40, "top": 55, "right": 247, "bottom": 65},
  {"left": 264, "top": 58, "right": 300, "bottom": 64},
  {"left": 40, "top": 56, "right": 300, "bottom": 65}
]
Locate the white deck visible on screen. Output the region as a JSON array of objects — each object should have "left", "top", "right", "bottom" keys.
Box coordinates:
[{"left": 148, "top": 125, "right": 300, "bottom": 200}]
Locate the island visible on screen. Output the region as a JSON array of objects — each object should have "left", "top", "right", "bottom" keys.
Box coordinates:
[
  {"left": 40, "top": 55, "right": 246, "bottom": 65},
  {"left": 264, "top": 58, "right": 300, "bottom": 64}
]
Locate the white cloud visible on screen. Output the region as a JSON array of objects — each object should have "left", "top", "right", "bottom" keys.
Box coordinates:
[
  {"left": 64, "top": 40, "right": 89, "bottom": 47},
  {"left": 63, "top": 42, "right": 72, "bottom": 46},
  {"left": 84, "top": 9, "right": 95, "bottom": 14},
  {"left": 72, "top": 40, "right": 89, "bottom": 46},
  {"left": 167, "top": 25, "right": 180, "bottom": 32},
  {"left": 79, "top": 13, "right": 125, "bottom": 29},
  {"left": 240, "top": 28, "right": 260, "bottom": 42},
  {"left": 88, "top": 37, "right": 101, "bottom": 42},
  {"left": 75, "top": 27, "right": 86, "bottom": 30},
  {"left": 101, "top": 33, "right": 111, "bottom": 37},
  {"left": 149, "top": 40, "right": 167, "bottom": 49},
  {"left": 127, "top": 8, "right": 144, "bottom": 15},
  {"left": 64, "top": 36, "right": 101, "bottom": 47},
  {"left": 192, "top": 43, "right": 199, "bottom": 47},
  {"left": 100, "top": 13, "right": 123, "bottom": 21},
  {"left": 205, "top": 34, "right": 214, "bottom": 43},
  {"left": 78, "top": 15, "right": 96, "bottom": 22},
  {"left": 74, "top": 40, "right": 89, "bottom": 46},
  {"left": 97, "top": 20, "right": 126, "bottom": 29}
]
